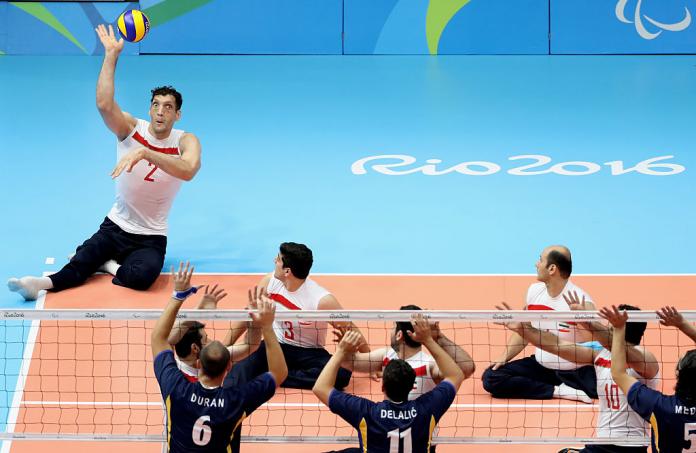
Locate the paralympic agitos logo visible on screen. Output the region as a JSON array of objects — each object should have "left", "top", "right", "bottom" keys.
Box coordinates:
[{"left": 351, "top": 154, "right": 685, "bottom": 177}]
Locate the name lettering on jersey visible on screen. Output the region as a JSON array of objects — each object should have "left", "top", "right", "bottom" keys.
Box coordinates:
[
  {"left": 190, "top": 393, "right": 225, "bottom": 408},
  {"left": 381, "top": 408, "right": 418, "bottom": 420},
  {"left": 675, "top": 405, "right": 696, "bottom": 415}
]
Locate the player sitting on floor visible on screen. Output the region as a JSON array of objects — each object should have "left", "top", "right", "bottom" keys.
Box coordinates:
[
  {"left": 313, "top": 314, "right": 468, "bottom": 453},
  {"left": 167, "top": 285, "right": 262, "bottom": 381},
  {"left": 606, "top": 305, "right": 696, "bottom": 453},
  {"left": 152, "top": 262, "right": 287, "bottom": 453},
  {"left": 336, "top": 305, "right": 475, "bottom": 399},
  {"left": 498, "top": 299, "right": 659, "bottom": 453}
]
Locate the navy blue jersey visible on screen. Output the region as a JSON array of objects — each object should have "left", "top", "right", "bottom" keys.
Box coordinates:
[
  {"left": 627, "top": 382, "right": 696, "bottom": 453},
  {"left": 329, "top": 380, "right": 457, "bottom": 453},
  {"left": 154, "top": 350, "right": 276, "bottom": 453}
]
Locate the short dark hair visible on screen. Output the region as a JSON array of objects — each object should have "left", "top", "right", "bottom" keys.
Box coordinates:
[
  {"left": 676, "top": 349, "right": 696, "bottom": 405},
  {"left": 383, "top": 359, "right": 415, "bottom": 402},
  {"left": 618, "top": 304, "right": 646, "bottom": 345},
  {"left": 174, "top": 321, "right": 205, "bottom": 358},
  {"left": 199, "top": 341, "right": 230, "bottom": 379},
  {"left": 151, "top": 86, "right": 182, "bottom": 111},
  {"left": 396, "top": 305, "right": 422, "bottom": 349},
  {"left": 546, "top": 249, "right": 572, "bottom": 278},
  {"left": 279, "top": 242, "right": 313, "bottom": 279}
]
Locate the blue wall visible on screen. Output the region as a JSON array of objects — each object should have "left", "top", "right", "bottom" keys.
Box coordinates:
[{"left": 2, "top": 0, "right": 696, "bottom": 55}]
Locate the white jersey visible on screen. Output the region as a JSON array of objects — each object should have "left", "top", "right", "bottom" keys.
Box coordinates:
[
  {"left": 107, "top": 119, "right": 186, "bottom": 236},
  {"left": 526, "top": 280, "right": 593, "bottom": 370},
  {"left": 383, "top": 348, "right": 436, "bottom": 400},
  {"left": 594, "top": 348, "right": 659, "bottom": 440},
  {"left": 175, "top": 356, "right": 199, "bottom": 383},
  {"left": 267, "top": 276, "right": 330, "bottom": 348}
]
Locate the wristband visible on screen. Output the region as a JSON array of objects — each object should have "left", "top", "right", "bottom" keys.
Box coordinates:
[{"left": 172, "top": 286, "right": 198, "bottom": 301}]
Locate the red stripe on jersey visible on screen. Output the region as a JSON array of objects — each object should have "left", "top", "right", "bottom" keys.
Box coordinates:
[
  {"left": 595, "top": 357, "right": 611, "bottom": 368},
  {"left": 133, "top": 131, "right": 179, "bottom": 155},
  {"left": 382, "top": 358, "right": 427, "bottom": 377},
  {"left": 269, "top": 293, "right": 301, "bottom": 311},
  {"left": 527, "top": 304, "right": 554, "bottom": 311},
  {"left": 182, "top": 372, "right": 198, "bottom": 383}
]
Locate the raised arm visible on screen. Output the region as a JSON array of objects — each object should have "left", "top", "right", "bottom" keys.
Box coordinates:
[
  {"left": 409, "top": 314, "right": 465, "bottom": 390},
  {"left": 94, "top": 24, "right": 136, "bottom": 141},
  {"left": 429, "top": 322, "right": 475, "bottom": 381},
  {"left": 313, "top": 330, "right": 363, "bottom": 405},
  {"left": 224, "top": 276, "right": 271, "bottom": 347},
  {"left": 658, "top": 306, "right": 696, "bottom": 344},
  {"left": 152, "top": 262, "right": 197, "bottom": 358},
  {"left": 228, "top": 287, "right": 264, "bottom": 363},
  {"left": 319, "top": 294, "right": 370, "bottom": 353},
  {"left": 604, "top": 306, "right": 639, "bottom": 395},
  {"left": 250, "top": 295, "right": 287, "bottom": 387}
]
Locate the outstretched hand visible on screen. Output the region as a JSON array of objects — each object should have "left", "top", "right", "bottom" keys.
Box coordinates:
[
  {"left": 171, "top": 262, "right": 196, "bottom": 291},
  {"left": 407, "top": 314, "right": 433, "bottom": 344},
  {"left": 111, "top": 148, "right": 147, "bottom": 179},
  {"left": 656, "top": 306, "right": 685, "bottom": 328},
  {"left": 494, "top": 301, "right": 529, "bottom": 333},
  {"left": 598, "top": 305, "right": 628, "bottom": 329},
  {"left": 197, "top": 284, "right": 227, "bottom": 309},
  {"left": 95, "top": 24, "right": 124, "bottom": 55},
  {"left": 337, "top": 330, "right": 364, "bottom": 354},
  {"left": 249, "top": 295, "right": 276, "bottom": 329}
]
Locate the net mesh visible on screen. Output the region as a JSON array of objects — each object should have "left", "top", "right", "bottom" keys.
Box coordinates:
[{"left": 0, "top": 309, "right": 694, "bottom": 444}]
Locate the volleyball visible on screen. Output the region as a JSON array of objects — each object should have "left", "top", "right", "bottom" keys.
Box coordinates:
[{"left": 117, "top": 9, "right": 150, "bottom": 43}]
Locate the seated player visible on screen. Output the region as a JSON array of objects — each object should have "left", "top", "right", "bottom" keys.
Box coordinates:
[
  {"left": 167, "top": 285, "right": 262, "bottom": 381},
  {"left": 605, "top": 305, "right": 696, "bottom": 453},
  {"left": 151, "top": 262, "right": 287, "bottom": 452},
  {"left": 656, "top": 306, "right": 696, "bottom": 344},
  {"left": 483, "top": 245, "right": 599, "bottom": 403},
  {"left": 226, "top": 242, "right": 369, "bottom": 390},
  {"left": 498, "top": 301, "right": 659, "bottom": 453},
  {"left": 337, "top": 305, "right": 475, "bottom": 399},
  {"left": 313, "top": 314, "right": 468, "bottom": 453}
]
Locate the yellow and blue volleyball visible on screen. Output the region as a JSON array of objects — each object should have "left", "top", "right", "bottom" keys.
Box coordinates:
[{"left": 117, "top": 9, "right": 150, "bottom": 43}]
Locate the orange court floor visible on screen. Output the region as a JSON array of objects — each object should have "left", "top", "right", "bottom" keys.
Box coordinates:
[{"left": 4, "top": 273, "right": 695, "bottom": 453}]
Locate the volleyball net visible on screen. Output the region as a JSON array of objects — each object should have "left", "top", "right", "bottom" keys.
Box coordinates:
[{"left": 0, "top": 309, "right": 694, "bottom": 445}]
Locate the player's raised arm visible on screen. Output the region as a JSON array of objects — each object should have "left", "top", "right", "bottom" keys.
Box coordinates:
[
  {"left": 250, "top": 295, "right": 287, "bottom": 387},
  {"left": 409, "top": 314, "right": 465, "bottom": 390},
  {"left": 657, "top": 306, "right": 696, "bottom": 344},
  {"left": 429, "top": 321, "right": 476, "bottom": 380},
  {"left": 604, "top": 306, "right": 639, "bottom": 395},
  {"left": 313, "top": 330, "right": 363, "bottom": 405},
  {"left": 152, "top": 262, "right": 198, "bottom": 358},
  {"left": 95, "top": 24, "right": 136, "bottom": 141}
]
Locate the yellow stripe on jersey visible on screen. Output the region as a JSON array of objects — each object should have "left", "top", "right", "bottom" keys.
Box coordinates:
[
  {"left": 165, "top": 395, "right": 172, "bottom": 449},
  {"left": 117, "top": 14, "right": 127, "bottom": 40},
  {"left": 650, "top": 413, "right": 660, "bottom": 453},
  {"left": 427, "top": 415, "right": 436, "bottom": 451},
  {"left": 228, "top": 411, "right": 247, "bottom": 453},
  {"left": 132, "top": 10, "right": 145, "bottom": 42},
  {"left": 359, "top": 418, "right": 368, "bottom": 453}
]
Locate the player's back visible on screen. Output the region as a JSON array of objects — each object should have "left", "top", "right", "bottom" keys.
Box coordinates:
[
  {"left": 627, "top": 382, "right": 696, "bottom": 453},
  {"left": 328, "top": 381, "right": 457, "bottom": 453}
]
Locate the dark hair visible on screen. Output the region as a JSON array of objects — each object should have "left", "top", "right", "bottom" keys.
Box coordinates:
[
  {"left": 383, "top": 359, "right": 416, "bottom": 402},
  {"left": 174, "top": 321, "right": 205, "bottom": 358},
  {"left": 279, "top": 242, "right": 313, "bottom": 279},
  {"left": 546, "top": 249, "right": 572, "bottom": 278},
  {"left": 676, "top": 349, "right": 696, "bottom": 405},
  {"left": 396, "top": 305, "right": 422, "bottom": 349},
  {"left": 617, "top": 304, "right": 647, "bottom": 345},
  {"left": 199, "top": 341, "right": 230, "bottom": 379},
  {"left": 151, "top": 86, "right": 182, "bottom": 111}
]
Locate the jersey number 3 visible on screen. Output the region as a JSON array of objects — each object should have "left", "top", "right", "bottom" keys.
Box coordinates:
[
  {"left": 283, "top": 321, "right": 295, "bottom": 340},
  {"left": 387, "top": 427, "right": 412, "bottom": 453}
]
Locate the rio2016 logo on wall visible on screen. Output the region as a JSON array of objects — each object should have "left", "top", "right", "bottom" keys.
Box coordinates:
[
  {"left": 616, "top": 0, "right": 691, "bottom": 39},
  {"left": 351, "top": 155, "right": 685, "bottom": 177}
]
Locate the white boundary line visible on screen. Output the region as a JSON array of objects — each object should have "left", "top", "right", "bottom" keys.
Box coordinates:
[
  {"left": 19, "top": 401, "right": 598, "bottom": 409},
  {"left": 1, "top": 280, "right": 47, "bottom": 453}
]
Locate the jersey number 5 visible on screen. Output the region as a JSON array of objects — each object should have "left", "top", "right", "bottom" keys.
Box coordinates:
[
  {"left": 387, "top": 427, "right": 412, "bottom": 453},
  {"left": 192, "top": 415, "right": 212, "bottom": 446},
  {"left": 684, "top": 422, "right": 696, "bottom": 453}
]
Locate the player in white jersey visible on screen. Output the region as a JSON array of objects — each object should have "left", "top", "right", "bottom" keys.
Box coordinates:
[
  {"left": 338, "top": 305, "right": 475, "bottom": 400},
  {"left": 483, "top": 245, "right": 600, "bottom": 403},
  {"left": 499, "top": 302, "right": 660, "bottom": 453},
  {"left": 225, "top": 242, "right": 370, "bottom": 390},
  {"left": 8, "top": 24, "right": 201, "bottom": 301}
]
